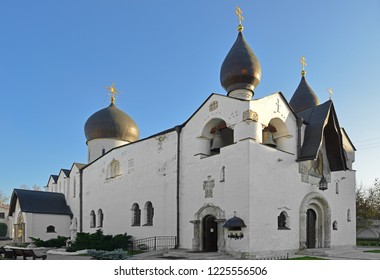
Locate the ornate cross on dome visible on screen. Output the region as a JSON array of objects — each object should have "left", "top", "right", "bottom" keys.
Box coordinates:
[
  {"left": 235, "top": 6, "right": 244, "bottom": 31},
  {"left": 105, "top": 82, "right": 120, "bottom": 104},
  {"left": 300, "top": 56, "right": 307, "bottom": 76},
  {"left": 328, "top": 88, "right": 333, "bottom": 100}
]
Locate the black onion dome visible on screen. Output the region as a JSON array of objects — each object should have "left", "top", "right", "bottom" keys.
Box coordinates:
[
  {"left": 289, "top": 76, "right": 320, "bottom": 113},
  {"left": 220, "top": 31, "right": 261, "bottom": 94},
  {"left": 84, "top": 103, "right": 139, "bottom": 142}
]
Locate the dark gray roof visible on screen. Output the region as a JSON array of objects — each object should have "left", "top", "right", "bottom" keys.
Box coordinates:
[
  {"left": 61, "top": 169, "right": 71, "bottom": 177},
  {"left": 84, "top": 102, "right": 139, "bottom": 143},
  {"left": 298, "top": 100, "right": 347, "bottom": 171},
  {"left": 49, "top": 175, "right": 58, "bottom": 183},
  {"left": 289, "top": 76, "right": 320, "bottom": 113},
  {"left": 8, "top": 189, "right": 72, "bottom": 217}
]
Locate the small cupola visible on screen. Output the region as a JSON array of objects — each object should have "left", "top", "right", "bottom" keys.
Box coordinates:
[
  {"left": 220, "top": 7, "right": 261, "bottom": 100},
  {"left": 289, "top": 56, "right": 320, "bottom": 113}
]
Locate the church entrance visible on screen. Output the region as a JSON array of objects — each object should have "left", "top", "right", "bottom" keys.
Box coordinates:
[
  {"left": 306, "top": 209, "right": 317, "bottom": 248},
  {"left": 203, "top": 215, "right": 218, "bottom": 252},
  {"left": 299, "top": 192, "right": 331, "bottom": 250},
  {"left": 190, "top": 204, "right": 226, "bottom": 252}
]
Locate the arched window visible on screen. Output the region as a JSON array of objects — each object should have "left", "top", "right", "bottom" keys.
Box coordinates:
[
  {"left": 46, "top": 225, "right": 55, "bottom": 233},
  {"left": 107, "top": 159, "right": 121, "bottom": 179},
  {"left": 97, "top": 209, "right": 104, "bottom": 228},
  {"left": 144, "top": 201, "right": 154, "bottom": 226},
  {"left": 90, "top": 210, "right": 96, "bottom": 228},
  {"left": 333, "top": 220, "right": 338, "bottom": 230},
  {"left": 131, "top": 203, "right": 141, "bottom": 226},
  {"left": 277, "top": 211, "right": 290, "bottom": 230}
]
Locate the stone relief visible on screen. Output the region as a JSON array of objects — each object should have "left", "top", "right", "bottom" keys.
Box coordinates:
[
  {"left": 155, "top": 134, "right": 167, "bottom": 152},
  {"left": 242, "top": 110, "right": 258, "bottom": 122},
  {"left": 209, "top": 101, "right": 218, "bottom": 112},
  {"left": 203, "top": 176, "right": 215, "bottom": 198}
]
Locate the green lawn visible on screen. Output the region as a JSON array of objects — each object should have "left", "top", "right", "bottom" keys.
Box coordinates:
[{"left": 364, "top": 250, "right": 380, "bottom": 253}]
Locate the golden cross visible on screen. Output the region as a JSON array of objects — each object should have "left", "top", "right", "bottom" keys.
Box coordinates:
[
  {"left": 235, "top": 6, "right": 244, "bottom": 31},
  {"left": 300, "top": 56, "right": 307, "bottom": 76},
  {"left": 105, "top": 82, "right": 120, "bottom": 104},
  {"left": 328, "top": 88, "right": 333, "bottom": 100}
]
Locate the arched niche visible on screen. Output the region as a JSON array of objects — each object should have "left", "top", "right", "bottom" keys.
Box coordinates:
[
  {"left": 263, "top": 118, "right": 292, "bottom": 152},
  {"left": 197, "top": 118, "right": 234, "bottom": 156}
]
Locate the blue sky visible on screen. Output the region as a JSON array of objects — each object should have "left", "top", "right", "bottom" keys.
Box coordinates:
[{"left": 1, "top": 0, "right": 379, "bottom": 198}]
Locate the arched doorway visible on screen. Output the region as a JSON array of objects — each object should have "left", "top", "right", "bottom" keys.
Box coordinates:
[
  {"left": 299, "top": 192, "right": 331, "bottom": 250},
  {"left": 15, "top": 212, "right": 25, "bottom": 243},
  {"left": 203, "top": 215, "right": 218, "bottom": 252},
  {"left": 190, "top": 203, "right": 226, "bottom": 252},
  {"left": 306, "top": 209, "right": 317, "bottom": 248}
]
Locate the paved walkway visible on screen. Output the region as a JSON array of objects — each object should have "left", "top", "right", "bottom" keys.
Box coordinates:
[
  {"left": 130, "top": 246, "right": 380, "bottom": 260},
  {"left": 3, "top": 245, "right": 380, "bottom": 260}
]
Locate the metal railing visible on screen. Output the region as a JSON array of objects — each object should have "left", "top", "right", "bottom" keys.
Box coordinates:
[{"left": 130, "top": 236, "right": 177, "bottom": 255}]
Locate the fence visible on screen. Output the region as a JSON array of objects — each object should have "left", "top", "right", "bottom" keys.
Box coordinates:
[{"left": 130, "top": 236, "right": 177, "bottom": 255}]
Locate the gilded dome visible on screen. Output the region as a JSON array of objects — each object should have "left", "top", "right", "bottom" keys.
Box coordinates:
[
  {"left": 84, "top": 102, "right": 139, "bottom": 143},
  {"left": 220, "top": 31, "right": 261, "bottom": 95}
]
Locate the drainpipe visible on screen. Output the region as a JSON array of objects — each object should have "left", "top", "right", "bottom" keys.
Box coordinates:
[
  {"left": 175, "top": 125, "right": 182, "bottom": 248},
  {"left": 79, "top": 169, "right": 83, "bottom": 233}
]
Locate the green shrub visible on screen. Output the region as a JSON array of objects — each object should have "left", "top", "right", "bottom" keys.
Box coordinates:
[
  {"left": 30, "top": 236, "right": 69, "bottom": 247},
  {"left": 67, "top": 230, "right": 132, "bottom": 252},
  {"left": 88, "top": 249, "right": 129, "bottom": 260},
  {"left": 0, "top": 223, "right": 7, "bottom": 237}
]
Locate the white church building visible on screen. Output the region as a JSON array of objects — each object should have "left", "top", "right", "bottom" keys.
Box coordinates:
[{"left": 8, "top": 11, "right": 356, "bottom": 257}]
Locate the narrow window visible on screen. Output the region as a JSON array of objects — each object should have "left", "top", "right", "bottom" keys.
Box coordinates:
[
  {"left": 144, "top": 201, "right": 154, "bottom": 226},
  {"left": 90, "top": 210, "right": 96, "bottom": 228},
  {"left": 347, "top": 209, "right": 351, "bottom": 222},
  {"left": 336, "top": 181, "right": 339, "bottom": 194},
  {"left": 333, "top": 221, "right": 338, "bottom": 230},
  {"left": 97, "top": 209, "right": 104, "bottom": 228},
  {"left": 73, "top": 177, "right": 76, "bottom": 198},
  {"left": 131, "top": 203, "right": 141, "bottom": 226},
  {"left": 0, "top": 212, "right": 5, "bottom": 219}
]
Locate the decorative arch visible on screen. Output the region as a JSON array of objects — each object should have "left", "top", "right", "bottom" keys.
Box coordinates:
[
  {"left": 198, "top": 118, "right": 234, "bottom": 156},
  {"left": 107, "top": 158, "right": 121, "bottom": 179},
  {"left": 299, "top": 192, "right": 331, "bottom": 250},
  {"left": 15, "top": 212, "right": 25, "bottom": 243},
  {"left": 190, "top": 204, "right": 226, "bottom": 252},
  {"left": 263, "top": 117, "right": 292, "bottom": 152}
]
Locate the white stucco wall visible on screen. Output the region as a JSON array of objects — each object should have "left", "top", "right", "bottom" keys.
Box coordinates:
[
  {"left": 82, "top": 131, "right": 178, "bottom": 239},
  {"left": 26, "top": 213, "right": 71, "bottom": 242}
]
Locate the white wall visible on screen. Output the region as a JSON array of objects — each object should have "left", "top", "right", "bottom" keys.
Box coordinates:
[{"left": 82, "top": 131, "right": 178, "bottom": 240}]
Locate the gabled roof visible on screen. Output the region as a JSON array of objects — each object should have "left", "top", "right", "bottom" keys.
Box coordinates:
[
  {"left": 60, "top": 169, "right": 71, "bottom": 177},
  {"left": 49, "top": 175, "right": 58, "bottom": 183},
  {"left": 298, "top": 100, "right": 347, "bottom": 171},
  {"left": 8, "top": 189, "right": 72, "bottom": 217}
]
